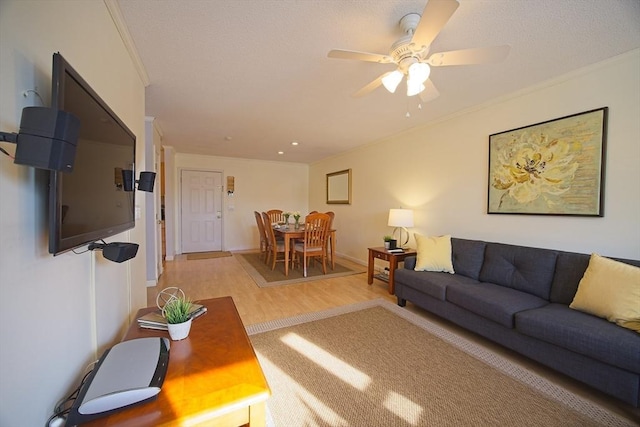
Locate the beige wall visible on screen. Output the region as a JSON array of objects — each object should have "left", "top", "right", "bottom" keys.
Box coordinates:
[
  {"left": 310, "top": 50, "right": 640, "bottom": 263},
  {"left": 172, "top": 153, "right": 309, "bottom": 251},
  {"left": 0, "top": 2, "right": 148, "bottom": 426}
]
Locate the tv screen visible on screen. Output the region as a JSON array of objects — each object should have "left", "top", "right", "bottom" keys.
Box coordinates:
[{"left": 48, "top": 53, "right": 136, "bottom": 255}]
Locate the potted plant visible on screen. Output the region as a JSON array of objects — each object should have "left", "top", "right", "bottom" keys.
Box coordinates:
[
  {"left": 163, "top": 296, "right": 194, "bottom": 341},
  {"left": 383, "top": 235, "right": 393, "bottom": 249}
]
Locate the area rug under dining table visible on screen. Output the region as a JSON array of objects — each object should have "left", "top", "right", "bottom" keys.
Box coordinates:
[
  {"left": 235, "top": 252, "right": 365, "bottom": 287},
  {"left": 246, "top": 299, "right": 635, "bottom": 427}
]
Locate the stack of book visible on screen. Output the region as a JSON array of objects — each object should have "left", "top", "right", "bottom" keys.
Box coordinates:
[
  {"left": 137, "top": 303, "right": 207, "bottom": 330},
  {"left": 387, "top": 248, "right": 405, "bottom": 253}
]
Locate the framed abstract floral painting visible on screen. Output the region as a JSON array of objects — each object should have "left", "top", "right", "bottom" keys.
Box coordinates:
[{"left": 488, "top": 107, "right": 607, "bottom": 216}]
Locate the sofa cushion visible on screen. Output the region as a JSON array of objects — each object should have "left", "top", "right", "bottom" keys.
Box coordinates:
[
  {"left": 516, "top": 304, "right": 640, "bottom": 373},
  {"left": 549, "top": 252, "right": 591, "bottom": 304},
  {"left": 394, "top": 269, "right": 480, "bottom": 301},
  {"left": 403, "top": 255, "right": 417, "bottom": 270},
  {"left": 446, "top": 282, "right": 548, "bottom": 328},
  {"left": 569, "top": 254, "right": 640, "bottom": 332},
  {"left": 479, "top": 243, "right": 558, "bottom": 300},
  {"left": 414, "top": 234, "right": 454, "bottom": 273},
  {"left": 451, "top": 238, "right": 486, "bottom": 280}
]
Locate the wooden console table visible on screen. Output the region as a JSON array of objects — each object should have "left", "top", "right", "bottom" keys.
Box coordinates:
[
  {"left": 84, "top": 296, "right": 270, "bottom": 427},
  {"left": 367, "top": 247, "right": 417, "bottom": 294}
]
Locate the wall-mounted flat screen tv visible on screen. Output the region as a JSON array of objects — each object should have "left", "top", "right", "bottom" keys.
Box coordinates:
[{"left": 48, "top": 53, "right": 136, "bottom": 255}]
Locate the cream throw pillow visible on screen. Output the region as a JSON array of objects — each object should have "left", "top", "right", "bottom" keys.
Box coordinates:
[
  {"left": 414, "top": 234, "right": 454, "bottom": 274},
  {"left": 569, "top": 253, "right": 640, "bottom": 332}
]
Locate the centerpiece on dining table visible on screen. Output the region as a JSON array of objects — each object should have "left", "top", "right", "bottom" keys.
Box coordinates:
[
  {"left": 283, "top": 211, "right": 290, "bottom": 228},
  {"left": 293, "top": 211, "right": 301, "bottom": 229}
]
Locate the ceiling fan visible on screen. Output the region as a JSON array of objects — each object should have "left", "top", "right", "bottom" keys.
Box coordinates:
[{"left": 328, "top": 0, "right": 510, "bottom": 102}]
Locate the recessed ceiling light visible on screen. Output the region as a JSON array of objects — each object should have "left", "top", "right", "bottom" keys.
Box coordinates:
[
  {"left": 291, "top": 141, "right": 299, "bottom": 146},
  {"left": 278, "top": 151, "right": 284, "bottom": 155},
  {"left": 224, "top": 136, "right": 232, "bottom": 141}
]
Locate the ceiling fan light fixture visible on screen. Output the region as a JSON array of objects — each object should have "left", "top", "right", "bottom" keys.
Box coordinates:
[
  {"left": 408, "top": 62, "right": 431, "bottom": 83},
  {"left": 407, "top": 80, "right": 426, "bottom": 97},
  {"left": 329, "top": 0, "right": 511, "bottom": 103},
  {"left": 381, "top": 70, "right": 404, "bottom": 93}
]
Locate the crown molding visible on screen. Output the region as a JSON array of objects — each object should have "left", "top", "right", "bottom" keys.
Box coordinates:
[{"left": 104, "top": 0, "right": 150, "bottom": 87}]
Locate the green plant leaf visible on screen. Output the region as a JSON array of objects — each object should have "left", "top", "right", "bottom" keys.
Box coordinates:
[{"left": 163, "top": 297, "right": 193, "bottom": 324}]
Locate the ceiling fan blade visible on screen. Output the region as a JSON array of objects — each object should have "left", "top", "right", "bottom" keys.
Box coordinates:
[
  {"left": 419, "top": 79, "right": 439, "bottom": 103},
  {"left": 353, "top": 71, "right": 395, "bottom": 97},
  {"left": 427, "top": 45, "right": 511, "bottom": 66},
  {"left": 328, "top": 49, "right": 393, "bottom": 64},
  {"left": 411, "top": 0, "right": 460, "bottom": 50}
]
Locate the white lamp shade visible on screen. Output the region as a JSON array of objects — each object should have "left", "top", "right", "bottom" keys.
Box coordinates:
[
  {"left": 387, "top": 209, "right": 414, "bottom": 227},
  {"left": 406, "top": 62, "right": 430, "bottom": 96},
  {"left": 381, "top": 70, "right": 404, "bottom": 93},
  {"left": 408, "top": 62, "right": 430, "bottom": 83},
  {"left": 406, "top": 81, "right": 426, "bottom": 97}
]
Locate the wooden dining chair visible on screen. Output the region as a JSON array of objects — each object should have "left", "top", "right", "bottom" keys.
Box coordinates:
[
  {"left": 292, "top": 212, "right": 331, "bottom": 277},
  {"left": 324, "top": 211, "right": 335, "bottom": 269},
  {"left": 254, "top": 211, "right": 269, "bottom": 262},
  {"left": 262, "top": 211, "right": 288, "bottom": 270},
  {"left": 267, "top": 209, "right": 285, "bottom": 224}
]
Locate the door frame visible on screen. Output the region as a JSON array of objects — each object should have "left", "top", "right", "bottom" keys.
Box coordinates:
[
  {"left": 177, "top": 167, "right": 224, "bottom": 254},
  {"left": 155, "top": 146, "right": 163, "bottom": 277}
]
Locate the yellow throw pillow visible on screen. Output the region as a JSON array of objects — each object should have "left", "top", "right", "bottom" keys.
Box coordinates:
[
  {"left": 569, "top": 253, "right": 640, "bottom": 332},
  {"left": 414, "top": 234, "right": 454, "bottom": 274}
]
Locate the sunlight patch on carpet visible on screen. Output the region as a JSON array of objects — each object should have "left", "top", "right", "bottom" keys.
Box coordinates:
[
  {"left": 281, "top": 332, "right": 371, "bottom": 391},
  {"left": 257, "top": 354, "right": 348, "bottom": 426},
  {"left": 384, "top": 391, "right": 423, "bottom": 425}
]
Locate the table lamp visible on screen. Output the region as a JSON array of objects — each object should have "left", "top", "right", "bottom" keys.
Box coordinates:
[{"left": 388, "top": 208, "right": 414, "bottom": 248}]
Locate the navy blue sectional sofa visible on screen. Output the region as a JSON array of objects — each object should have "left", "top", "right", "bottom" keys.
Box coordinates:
[{"left": 394, "top": 237, "right": 640, "bottom": 407}]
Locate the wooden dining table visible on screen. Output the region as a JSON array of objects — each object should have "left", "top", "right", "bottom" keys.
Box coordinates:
[{"left": 274, "top": 225, "right": 336, "bottom": 276}]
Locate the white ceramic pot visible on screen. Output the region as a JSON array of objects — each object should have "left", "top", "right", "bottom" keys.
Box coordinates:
[{"left": 167, "top": 318, "right": 192, "bottom": 341}]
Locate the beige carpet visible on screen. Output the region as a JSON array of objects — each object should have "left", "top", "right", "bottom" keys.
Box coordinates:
[
  {"left": 235, "top": 252, "right": 365, "bottom": 287},
  {"left": 247, "top": 299, "right": 635, "bottom": 427},
  {"left": 186, "top": 251, "right": 232, "bottom": 260}
]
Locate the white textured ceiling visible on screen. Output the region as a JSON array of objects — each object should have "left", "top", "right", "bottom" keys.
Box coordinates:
[{"left": 116, "top": 0, "right": 640, "bottom": 164}]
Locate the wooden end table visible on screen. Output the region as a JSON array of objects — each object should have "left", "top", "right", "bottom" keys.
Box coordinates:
[{"left": 367, "top": 247, "right": 417, "bottom": 294}]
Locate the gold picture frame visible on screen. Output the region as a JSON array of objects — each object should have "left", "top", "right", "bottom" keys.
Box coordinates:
[
  {"left": 326, "top": 169, "right": 351, "bottom": 204},
  {"left": 488, "top": 107, "right": 607, "bottom": 216}
]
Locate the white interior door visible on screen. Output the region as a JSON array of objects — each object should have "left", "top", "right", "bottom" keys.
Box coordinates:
[{"left": 180, "top": 170, "right": 223, "bottom": 253}]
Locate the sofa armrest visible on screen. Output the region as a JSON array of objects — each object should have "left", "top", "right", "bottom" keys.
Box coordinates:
[{"left": 404, "top": 255, "right": 416, "bottom": 270}]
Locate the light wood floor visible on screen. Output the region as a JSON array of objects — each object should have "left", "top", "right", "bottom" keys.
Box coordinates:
[
  {"left": 149, "top": 253, "right": 395, "bottom": 326},
  {"left": 149, "top": 253, "right": 640, "bottom": 422}
]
